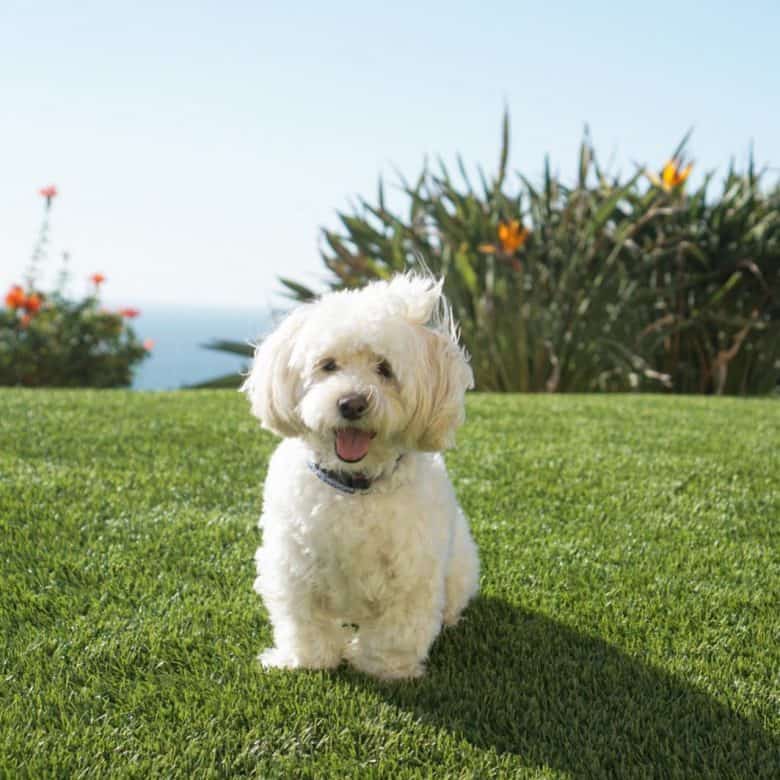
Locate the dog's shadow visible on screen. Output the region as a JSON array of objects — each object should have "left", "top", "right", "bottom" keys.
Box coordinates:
[{"left": 343, "top": 597, "right": 779, "bottom": 776}]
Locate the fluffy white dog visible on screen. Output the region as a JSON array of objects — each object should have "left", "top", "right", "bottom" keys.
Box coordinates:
[{"left": 242, "top": 273, "right": 479, "bottom": 680}]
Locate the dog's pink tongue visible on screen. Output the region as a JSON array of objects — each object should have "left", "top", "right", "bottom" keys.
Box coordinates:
[{"left": 336, "top": 428, "right": 372, "bottom": 462}]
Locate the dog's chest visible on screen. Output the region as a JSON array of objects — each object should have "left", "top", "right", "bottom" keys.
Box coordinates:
[{"left": 300, "top": 496, "right": 425, "bottom": 619}]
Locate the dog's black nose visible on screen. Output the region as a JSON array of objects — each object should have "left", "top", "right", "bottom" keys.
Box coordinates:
[{"left": 338, "top": 393, "right": 368, "bottom": 420}]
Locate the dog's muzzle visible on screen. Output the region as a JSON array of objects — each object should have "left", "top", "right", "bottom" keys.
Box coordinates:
[{"left": 337, "top": 393, "right": 369, "bottom": 420}]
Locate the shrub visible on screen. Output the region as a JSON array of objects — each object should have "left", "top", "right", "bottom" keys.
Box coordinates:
[
  {"left": 279, "top": 116, "right": 779, "bottom": 394},
  {"left": 0, "top": 187, "right": 150, "bottom": 388},
  {"left": 631, "top": 162, "right": 780, "bottom": 393}
]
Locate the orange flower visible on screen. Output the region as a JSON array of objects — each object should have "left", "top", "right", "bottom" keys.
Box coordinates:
[
  {"left": 647, "top": 159, "right": 693, "bottom": 191},
  {"left": 497, "top": 220, "right": 530, "bottom": 254},
  {"left": 661, "top": 159, "right": 693, "bottom": 190},
  {"left": 90, "top": 273, "right": 106, "bottom": 286},
  {"left": 19, "top": 313, "right": 32, "bottom": 329},
  {"left": 119, "top": 307, "right": 140, "bottom": 318},
  {"left": 5, "top": 285, "right": 26, "bottom": 309},
  {"left": 23, "top": 293, "right": 42, "bottom": 314},
  {"left": 39, "top": 184, "right": 58, "bottom": 200},
  {"left": 143, "top": 338, "right": 155, "bottom": 351}
]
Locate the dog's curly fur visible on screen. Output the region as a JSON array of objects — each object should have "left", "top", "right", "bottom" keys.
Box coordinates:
[{"left": 243, "top": 273, "right": 479, "bottom": 680}]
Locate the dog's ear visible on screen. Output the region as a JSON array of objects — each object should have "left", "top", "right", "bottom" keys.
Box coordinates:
[
  {"left": 390, "top": 274, "right": 474, "bottom": 451},
  {"left": 386, "top": 273, "right": 445, "bottom": 326},
  {"left": 241, "top": 307, "right": 309, "bottom": 437},
  {"left": 406, "top": 322, "right": 474, "bottom": 452}
]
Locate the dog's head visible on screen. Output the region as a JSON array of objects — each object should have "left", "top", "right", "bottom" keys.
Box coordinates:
[{"left": 242, "top": 273, "right": 473, "bottom": 472}]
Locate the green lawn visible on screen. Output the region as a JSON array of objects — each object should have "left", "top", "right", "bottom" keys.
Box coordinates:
[{"left": 1, "top": 390, "right": 778, "bottom": 778}]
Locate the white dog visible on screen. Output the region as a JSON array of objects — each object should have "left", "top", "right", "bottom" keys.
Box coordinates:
[{"left": 242, "top": 273, "right": 479, "bottom": 680}]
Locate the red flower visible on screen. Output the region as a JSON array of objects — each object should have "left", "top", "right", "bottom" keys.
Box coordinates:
[
  {"left": 39, "top": 185, "right": 58, "bottom": 200},
  {"left": 23, "top": 293, "right": 42, "bottom": 314},
  {"left": 119, "top": 307, "right": 140, "bottom": 319},
  {"left": 5, "top": 285, "right": 26, "bottom": 309},
  {"left": 90, "top": 273, "right": 106, "bottom": 286},
  {"left": 143, "top": 338, "right": 155, "bottom": 351}
]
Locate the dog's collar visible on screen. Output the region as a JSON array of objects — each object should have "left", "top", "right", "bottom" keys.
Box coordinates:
[{"left": 308, "top": 456, "right": 404, "bottom": 495}]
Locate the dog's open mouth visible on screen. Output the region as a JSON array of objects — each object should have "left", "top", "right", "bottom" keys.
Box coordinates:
[{"left": 335, "top": 428, "right": 376, "bottom": 463}]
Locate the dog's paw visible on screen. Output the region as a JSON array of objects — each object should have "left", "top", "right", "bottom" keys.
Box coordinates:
[
  {"left": 258, "top": 646, "right": 342, "bottom": 672},
  {"left": 349, "top": 654, "right": 425, "bottom": 681},
  {"left": 376, "top": 662, "right": 425, "bottom": 681},
  {"left": 258, "top": 647, "right": 300, "bottom": 670}
]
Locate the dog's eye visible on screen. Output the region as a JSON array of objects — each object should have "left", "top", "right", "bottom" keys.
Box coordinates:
[
  {"left": 377, "top": 359, "right": 393, "bottom": 379},
  {"left": 321, "top": 359, "right": 339, "bottom": 373}
]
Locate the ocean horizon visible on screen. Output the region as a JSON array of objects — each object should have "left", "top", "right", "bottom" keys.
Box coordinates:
[{"left": 128, "top": 303, "right": 271, "bottom": 391}]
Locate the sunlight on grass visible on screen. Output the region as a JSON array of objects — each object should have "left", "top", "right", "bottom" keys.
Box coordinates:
[{"left": 1, "top": 391, "right": 778, "bottom": 776}]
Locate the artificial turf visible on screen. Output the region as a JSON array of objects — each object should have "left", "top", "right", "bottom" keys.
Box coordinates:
[{"left": 1, "top": 389, "right": 778, "bottom": 778}]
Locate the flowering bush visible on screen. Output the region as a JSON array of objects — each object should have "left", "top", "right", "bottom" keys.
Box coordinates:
[
  {"left": 0, "top": 187, "right": 150, "bottom": 387},
  {"left": 279, "top": 116, "right": 779, "bottom": 394}
]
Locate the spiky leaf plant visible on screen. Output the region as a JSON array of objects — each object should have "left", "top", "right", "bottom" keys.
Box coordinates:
[{"left": 278, "top": 115, "right": 778, "bottom": 394}]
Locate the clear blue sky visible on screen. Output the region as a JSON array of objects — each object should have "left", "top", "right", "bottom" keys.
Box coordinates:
[{"left": 2, "top": 0, "right": 778, "bottom": 308}]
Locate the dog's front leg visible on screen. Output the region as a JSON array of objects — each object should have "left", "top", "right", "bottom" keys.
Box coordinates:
[
  {"left": 255, "top": 546, "right": 348, "bottom": 671},
  {"left": 347, "top": 585, "right": 445, "bottom": 680},
  {"left": 258, "top": 600, "right": 348, "bottom": 672}
]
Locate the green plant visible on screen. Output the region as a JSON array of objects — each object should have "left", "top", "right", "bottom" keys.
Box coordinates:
[
  {"left": 278, "top": 115, "right": 778, "bottom": 394},
  {"left": 0, "top": 187, "right": 150, "bottom": 388},
  {"left": 632, "top": 163, "right": 780, "bottom": 393}
]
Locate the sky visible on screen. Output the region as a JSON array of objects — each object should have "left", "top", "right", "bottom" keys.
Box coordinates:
[{"left": 2, "top": 0, "right": 779, "bottom": 310}]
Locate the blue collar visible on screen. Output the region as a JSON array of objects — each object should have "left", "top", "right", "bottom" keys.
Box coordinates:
[
  {"left": 307, "top": 455, "right": 404, "bottom": 495},
  {"left": 308, "top": 462, "right": 372, "bottom": 494}
]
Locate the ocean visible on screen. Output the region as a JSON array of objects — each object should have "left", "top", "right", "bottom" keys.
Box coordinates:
[{"left": 130, "top": 304, "right": 271, "bottom": 390}]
